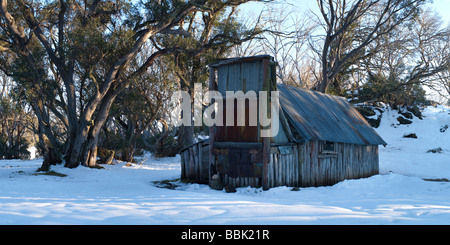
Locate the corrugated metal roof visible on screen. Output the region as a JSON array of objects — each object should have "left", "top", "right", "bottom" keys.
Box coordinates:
[{"left": 277, "top": 84, "right": 387, "bottom": 146}]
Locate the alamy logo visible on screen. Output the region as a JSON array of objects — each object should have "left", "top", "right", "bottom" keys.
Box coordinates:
[{"left": 171, "top": 83, "right": 280, "bottom": 137}]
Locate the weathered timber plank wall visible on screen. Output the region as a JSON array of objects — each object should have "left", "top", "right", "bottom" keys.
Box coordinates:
[
  {"left": 297, "top": 141, "right": 379, "bottom": 187},
  {"left": 266, "top": 145, "right": 299, "bottom": 188},
  {"left": 180, "top": 141, "right": 210, "bottom": 184},
  {"left": 220, "top": 174, "right": 261, "bottom": 188},
  {"left": 182, "top": 141, "right": 379, "bottom": 188}
]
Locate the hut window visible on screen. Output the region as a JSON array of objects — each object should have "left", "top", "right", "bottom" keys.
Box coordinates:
[{"left": 322, "top": 141, "right": 335, "bottom": 152}]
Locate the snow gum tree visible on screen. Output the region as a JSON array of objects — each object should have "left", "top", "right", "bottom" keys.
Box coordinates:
[
  {"left": 0, "top": 0, "right": 267, "bottom": 169},
  {"left": 312, "top": 0, "right": 428, "bottom": 93}
]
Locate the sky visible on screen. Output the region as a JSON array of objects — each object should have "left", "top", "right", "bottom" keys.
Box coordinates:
[
  {"left": 238, "top": 0, "right": 450, "bottom": 26},
  {"left": 428, "top": 0, "right": 450, "bottom": 25}
]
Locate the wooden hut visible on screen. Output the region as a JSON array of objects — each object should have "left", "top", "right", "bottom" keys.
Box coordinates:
[{"left": 180, "top": 55, "right": 386, "bottom": 189}]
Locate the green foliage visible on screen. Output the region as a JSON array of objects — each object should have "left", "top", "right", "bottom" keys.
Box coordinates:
[
  {"left": 145, "top": 128, "right": 180, "bottom": 158},
  {"left": 356, "top": 72, "right": 427, "bottom": 107},
  {"left": 0, "top": 97, "right": 31, "bottom": 160},
  {"left": 0, "top": 0, "right": 266, "bottom": 165},
  {"left": 143, "top": 0, "right": 185, "bottom": 22}
]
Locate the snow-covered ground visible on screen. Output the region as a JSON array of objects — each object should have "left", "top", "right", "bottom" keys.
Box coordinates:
[{"left": 0, "top": 106, "right": 449, "bottom": 225}]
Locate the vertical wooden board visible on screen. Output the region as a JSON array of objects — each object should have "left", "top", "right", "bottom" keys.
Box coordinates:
[
  {"left": 286, "top": 154, "right": 291, "bottom": 186},
  {"left": 275, "top": 155, "right": 279, "bottom": 186},
  {"left": 355, "top": 145, "right": 360, "bottom": 178},
  {"left": 288, "top": 154, "right": 293, "bottom": 186},
  {"left": 283, "top": 155, "right": 287, "bottom": 186},
  {"left": 337, "top": 143, "right": 344, "bottom": 182},
  {"left": 184, "top": 150, "right": 189, "bottom": 178},
  {"left": 319, "top": 157, "right": 325, "bottom": 186},
  {"left": 292, "top": 154, "right": 296, "bottom": 187},
  {"left": 330, "top": 157, "right": 336, "bottom": 185},
  {"left": 215, "top": 100, "right": 225, "bottom": 141},
  {"left": 184, "top": 150, "right": 190, "bottom": 178},
  {"left": 300, "top": 143, "right": 307, "bottom": 187},
  {"left": 268, "top": 158, "right": 271, "bottom": 188},
  {"left": 361, "top": 145, "right": 366, "bottom": 177},
  {"left": 350, "top": 144, "right": 354, "bottom": 178},
  {"left": 279, "top": 155, "right": 283, "bottom": 186},
  {"left": 217, "top": 65, "right": 228, "bottom": 94},
  {"left": 268, "top": 154, "right": 273, "bottom": 188},
  {"left": 240, "top": 60, "right": 262, "bottom": 93},
  {"left": 273, "top": 154, "right": 278, "bottom": 186},
  {"left": 373, "top": 145, "right": 378, "bottom": 175},
  {"left": 360, "top": 145, "right": 365, "bottom": 177},
  {"left": 188, "top": 147, "right": 195, "bottom": 180},
  {"left": 209, "top": 67, "right": 217, "bottom": 187},
  {"left": 310, "top": 141, "right": 315, "bottom": 186},
  {"left": 229, "top": 62, "right": 242, "bottom": 92},
  {"left": 284, "top": 155, "right": 288, "bottom": 186},
  {"left": 311, "top": 141, "right": 316, "bottom": 186},
  {"left": 278, "top": 155, "right": 283, "bottom": 186},
  {"left": 282, "top": 155, "right": 286, "bottom": 186},
  {"left": 319, "top": 157, "right": 324, "bottom": 186},
  {"left": 307, "top": 142, "right": 311, "bottom": 186},
  {"left": 352, "top": 145, "right": 361, "bottom": 179},
  {"left": 292, "top": 148, "right": 296, "bottom": 186},
  {"left": 202, "top": 146, "right": 210, "bottom": 182},
  {"left": 180, "top": 150, "right": 186, "bottom": 179},
  {"left": 343, "top": 144, "right": 349, "bottom": 179},
  {"left": 272, "top": 154, "right": 276, "bottom": 188},
  {"left": 277, "top": 154, "right": 283, "bottom": 186},
  {"left": 335, "top": 143, "right": 340, "bottom": 182},
  {"left": 300, "top": 144, "right": 305, "bottom": 186},
  {"left": 285, "top": 155, "right": 290, "bottom": 186},
  {"left": 296, "top": 147, "right": 299, "bottom": 187},
  {"left": 356, "top": 144, "right": 360, "bottom": 178},
  {"left": 309, "top": 141, "right": 313, "bottom": 186},
  {"left": 375, "top": 145, "right": 379, "bottom": 174},
  {"left": 193, "top": 144, "right": 198, "bottom": 181},
  {"left": 302, "top": 144, "right": 307, "bottom": 187},
  {"left": 198, "top": 144, "right": 202, "bottom": 181},
  {"left": 345, "top": 144, "right": 350, "bottom": 179},
  {"left": 272, "top": 155, "right": 276, "bottom": 186},
  {"left": 314, "top": 141, "right": 320, "bottom": 186}
]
